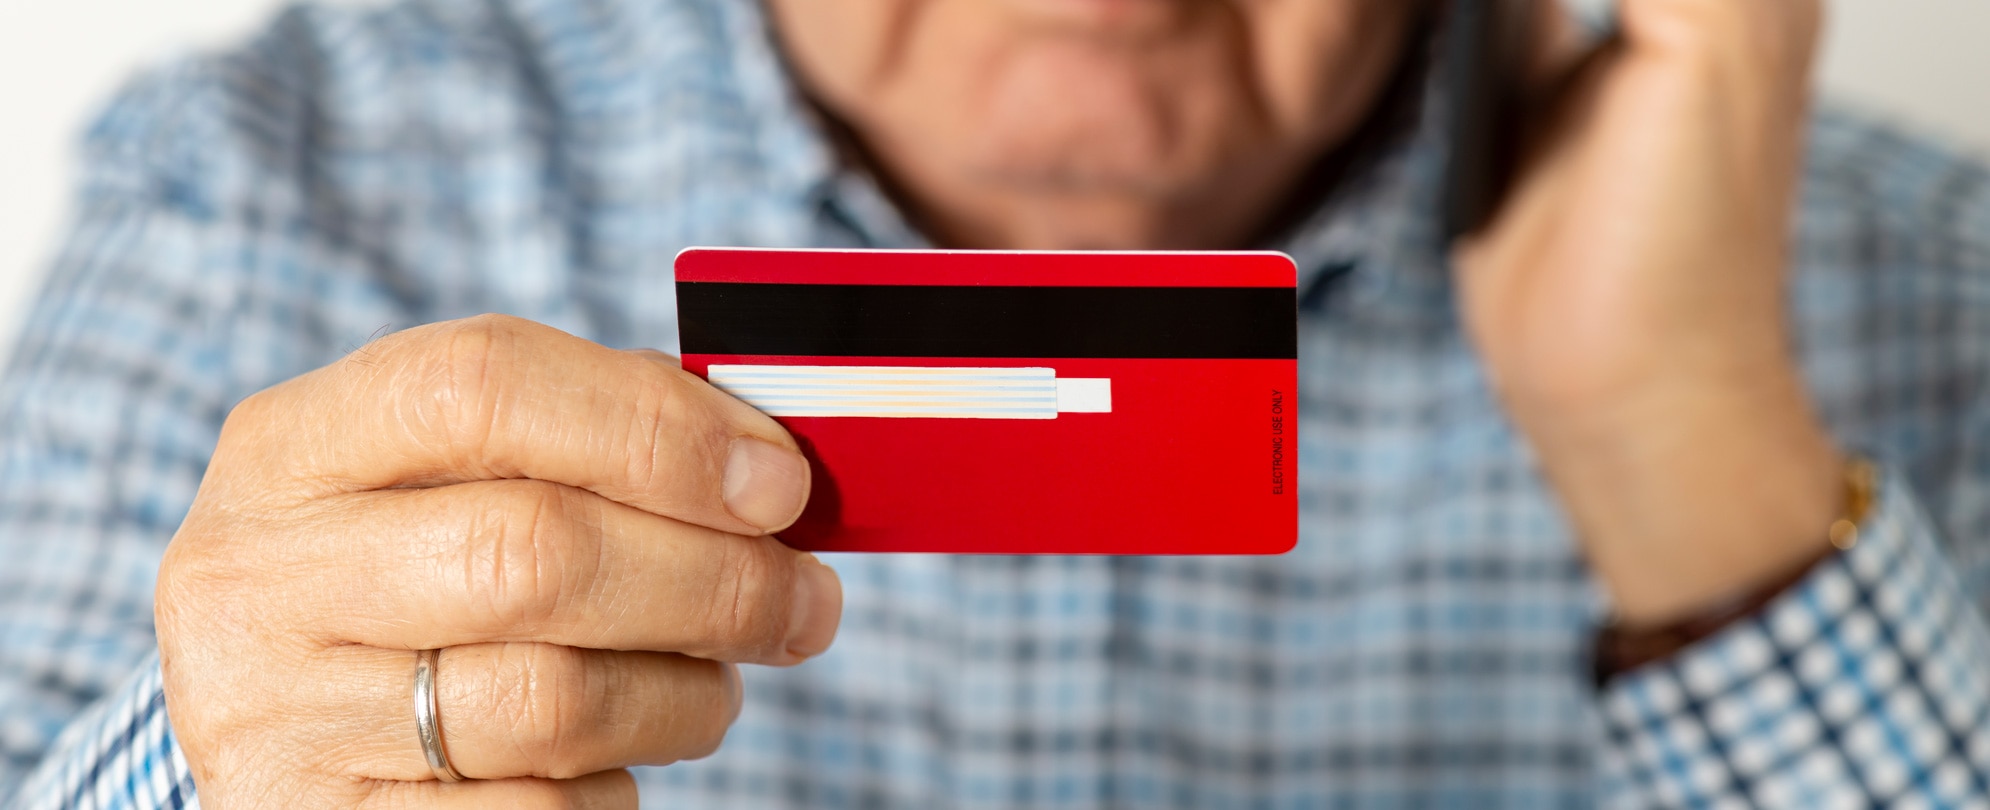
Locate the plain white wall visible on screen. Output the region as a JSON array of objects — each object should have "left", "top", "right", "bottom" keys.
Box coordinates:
[{"left": 1, "top": 1, "right": 1987, "bottom": 362}]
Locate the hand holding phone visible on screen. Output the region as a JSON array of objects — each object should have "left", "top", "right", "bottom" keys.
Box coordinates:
[{"left": 1446, "top": 0, "right": 1840, "bottom": 625}]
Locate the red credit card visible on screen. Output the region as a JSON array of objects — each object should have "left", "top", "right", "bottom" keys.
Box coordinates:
[{"left": 675, "top": 248, "right": 1297, "bottom": 554}]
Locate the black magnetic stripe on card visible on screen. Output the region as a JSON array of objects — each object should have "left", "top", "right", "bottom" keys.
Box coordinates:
[{"left": 676, "top": 282, "right": 1298, "bottom": 359}]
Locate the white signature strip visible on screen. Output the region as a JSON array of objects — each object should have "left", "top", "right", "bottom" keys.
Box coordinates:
[{"left": 709, "top": 365, "right": 1110, "bottom": 419}]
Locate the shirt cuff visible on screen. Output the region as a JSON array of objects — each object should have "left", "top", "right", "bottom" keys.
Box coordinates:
[
  {"left": 1598, "top": 467, "right": 1990, "bottom": 807},
  {"left": 9, "top": 651, "right": 197, "bottom": 810}
]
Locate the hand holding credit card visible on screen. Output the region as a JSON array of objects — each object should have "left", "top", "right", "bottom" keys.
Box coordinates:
[{"left": 676, "top": 249, "right": 1298, "bottom": 554}]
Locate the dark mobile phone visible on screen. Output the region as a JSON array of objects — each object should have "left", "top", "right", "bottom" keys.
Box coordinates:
[{"left": 1440, "top": 0, "right": 1536, "bottom": 242}]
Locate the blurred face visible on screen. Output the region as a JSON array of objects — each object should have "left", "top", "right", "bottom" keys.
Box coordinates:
[{"left": 765, "top": 1, "right": 1424, "bottom": 250}]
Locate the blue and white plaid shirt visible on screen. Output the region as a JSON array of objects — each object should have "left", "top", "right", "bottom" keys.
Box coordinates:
[{"left": 6, "top": 0, "right": 1990, "bottom": 807}]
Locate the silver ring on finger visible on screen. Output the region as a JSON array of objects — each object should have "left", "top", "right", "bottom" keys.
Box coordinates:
[{"left": 413, "top": 648, "right": 466, "bottom": 782}]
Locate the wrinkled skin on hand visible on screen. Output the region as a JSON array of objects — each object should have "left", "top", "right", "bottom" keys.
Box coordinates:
[{"left": 158, "top": 316, "right": 840, "bottom": 808}]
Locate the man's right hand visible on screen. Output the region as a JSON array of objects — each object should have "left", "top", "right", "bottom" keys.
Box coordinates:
[{"left": 154, "top": 314, "right": 840, "bottom": 808}]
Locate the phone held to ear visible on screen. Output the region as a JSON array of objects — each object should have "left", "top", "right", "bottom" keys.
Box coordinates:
[{"left": 1440, "top": 0, "right": 1534, "bottom": 243}]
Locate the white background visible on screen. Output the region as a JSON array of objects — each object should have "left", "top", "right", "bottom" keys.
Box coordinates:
[{"left": 2, "top": 1, "right": 1987, "bottom": 360}]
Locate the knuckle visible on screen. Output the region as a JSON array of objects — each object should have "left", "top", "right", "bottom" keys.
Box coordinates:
[
  {"left": 217, "top": 387, "right": 277, "bottom": 448},
  {"left": 676, "top": 660, "right": 739, "bottom": 761},
  {"left": 699, "top": 536, "right": 796, "bottom": 657},
  {"left": 466, "top": 481, "right": 593, "bottom": 631},
  {"left": 209, "top": 385, "right": 308, "bottom": 489},
  {"left": 423, "top": 315, "right": 532, "bottom": 462},
  {"left": 155, "top": 518, "right": 265, "bottom": 643},
  {"left": 438, "top": 315, "right": 509, "bottom": 407},
  {"left": 618, "top": 362, "right": 708, "bottom": 497},
  {"left": 154, "top": 540, "right": 212, "bottom": 619},
  {"left": 153, "top": 545, "right": 209, "bottom": 642},
  {"left": 496, "top": 644, "right": 602, "bottom": 779}
]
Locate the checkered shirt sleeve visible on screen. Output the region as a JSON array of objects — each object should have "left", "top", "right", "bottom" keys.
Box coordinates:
[
  {"left": 1601, "top": 470, "right": 1990, "bottom": 807},
  {"left": 9, "top": 655, "right": 191, "bottom": 809}
]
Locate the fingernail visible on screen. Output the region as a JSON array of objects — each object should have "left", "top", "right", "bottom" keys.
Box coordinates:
[
  {"left": 722, "top": 436, "right": 810, "bottom": 532},
  {"left": 786, "top": 555, "right": 842, "bottom": 659}
]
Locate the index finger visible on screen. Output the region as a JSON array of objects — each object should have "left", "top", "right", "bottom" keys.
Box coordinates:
[{"left": 220, "top": 314, "right": 810, "bottom": 535}]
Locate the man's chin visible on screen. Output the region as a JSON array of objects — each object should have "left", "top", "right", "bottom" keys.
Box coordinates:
[
  {"left": 947, "top": 179, "right": 1232, "bottom": 251},
  {"left": 966, "top": 161, "right": 1182, "bottom": 198}
]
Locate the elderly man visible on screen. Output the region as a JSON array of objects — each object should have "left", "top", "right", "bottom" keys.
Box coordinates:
[{"left": 5, "top": 0, "right": 1988, "bottom": 806}]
